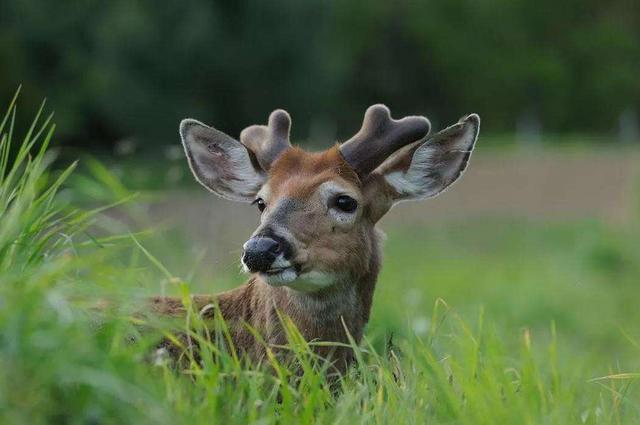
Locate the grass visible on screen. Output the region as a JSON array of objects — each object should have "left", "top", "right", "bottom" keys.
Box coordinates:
[{"left": 1, "top": 95, "right": 639, "bottom": 424}]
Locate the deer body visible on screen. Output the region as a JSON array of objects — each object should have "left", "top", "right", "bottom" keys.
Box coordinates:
[
  {"left": 154, "top": 105, "right": 480, "bottom": 369},
  {"left": 152, "top": 252, "right": 378, "bottom": 365}
]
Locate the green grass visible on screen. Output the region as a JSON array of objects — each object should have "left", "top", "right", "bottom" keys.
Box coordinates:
[{"left": 1, "top": 96, "right": 639, "bottom": 424}]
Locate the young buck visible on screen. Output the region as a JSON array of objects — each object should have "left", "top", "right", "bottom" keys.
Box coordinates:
[{"left": 152, "top": 104, "right": 479, "bottom": 370}]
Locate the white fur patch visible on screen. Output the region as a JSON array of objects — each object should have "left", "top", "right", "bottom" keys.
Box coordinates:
[
  {"left": 260, "top": 266, "right": 339, "bottom": 293},
  {"left": 286, "top": 270, "right": 339, "bottom": 292},
  {"left": 261, "top": 268, "right": 298, "bottom": 286},
  {"left": 270, "top": 253, "right": 293, "bottom": 270},
  {"left": 385, "top": 142, "right": 441, "bottom": 198},
  {"left": 385, "top": 169, "right": 423, "bottom": 198}
]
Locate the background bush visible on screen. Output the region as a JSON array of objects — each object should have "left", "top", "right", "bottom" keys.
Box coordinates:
[{"left": 1, "top": 0, "right": 639, "bottom": 149}]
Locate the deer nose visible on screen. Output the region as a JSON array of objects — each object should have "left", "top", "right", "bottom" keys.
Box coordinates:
[{"left": 242, "top": 236, "right": 282, "bottom": 273}]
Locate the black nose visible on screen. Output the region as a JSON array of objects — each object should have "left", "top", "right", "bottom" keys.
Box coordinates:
[{"left": 242, "top": 236, "right": 282, "bottom": 273}]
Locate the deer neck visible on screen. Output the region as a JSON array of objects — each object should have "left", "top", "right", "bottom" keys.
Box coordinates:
[{"left": 263, "top": 226, "right": 383, "bottom": 342}]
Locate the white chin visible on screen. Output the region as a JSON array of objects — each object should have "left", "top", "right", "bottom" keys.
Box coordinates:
[
  {"left": 260, "top": 269, "right": 338, "bottom": 292},
  {"left": 260, "top": 268, "right": 298, "bottom": 286}
]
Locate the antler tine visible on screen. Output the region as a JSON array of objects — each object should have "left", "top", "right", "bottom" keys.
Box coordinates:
[
  {"left": 240, "top": 109, "right": 292, "bottom": 170},
  {"left": 339, "top": 104, "right": 431, "bottom": 176}
]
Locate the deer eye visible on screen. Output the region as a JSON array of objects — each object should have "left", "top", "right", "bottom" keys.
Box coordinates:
[
  {"left": 333, "top": 195, "right": 358, "bottom": 213},
  {"left": 252, "top": 198, "right": 266, "bottom": 212}
]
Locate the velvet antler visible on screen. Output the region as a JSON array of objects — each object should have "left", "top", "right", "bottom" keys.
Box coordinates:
[
  {"left": 339, "top": 104, "right": 431, "bottom": 176},
  {"left": 240, "top": 109, "right": 292, "bottom": 171}
]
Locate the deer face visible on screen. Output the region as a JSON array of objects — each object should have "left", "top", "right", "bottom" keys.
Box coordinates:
[{"left": 181, "top": 105, "right": 480, "bottom": 292}]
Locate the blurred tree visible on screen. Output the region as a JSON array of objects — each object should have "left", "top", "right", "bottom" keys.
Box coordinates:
[{"left": 0, "top": 0, "right": 638, "bottom": 150}]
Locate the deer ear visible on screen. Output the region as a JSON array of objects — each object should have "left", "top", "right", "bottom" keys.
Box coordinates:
[
  {"left": 374, "top": 114, "right": 480, "bottom": 202},
  {"left": 180, "top": 119, "right": 266, "bottom": 202}
]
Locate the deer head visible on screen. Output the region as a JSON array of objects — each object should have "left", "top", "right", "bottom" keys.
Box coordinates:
[{"left": 181, "top": 105, "right": 479, "bottom": 292}]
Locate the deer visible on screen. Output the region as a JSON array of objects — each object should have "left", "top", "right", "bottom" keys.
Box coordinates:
[{"left": 150, "top": 104, "right": 480, "bottom": 372}]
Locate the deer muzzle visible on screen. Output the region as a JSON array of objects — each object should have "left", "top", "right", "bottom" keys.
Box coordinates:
[{"left": 241, "top": 234, "right": 294, "bottom": 274}]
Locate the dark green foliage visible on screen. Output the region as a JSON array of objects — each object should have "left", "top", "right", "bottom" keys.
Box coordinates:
[{"left": 1, "top": 0, "right": 639, "bottom": 149}]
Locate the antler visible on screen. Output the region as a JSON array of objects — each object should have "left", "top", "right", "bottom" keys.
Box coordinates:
[
  {"left": 339, "top": 104, "right": 431, "bottom": 176},
  {"left": 240, "top": 109, "right": 292, "bottom": 170}
]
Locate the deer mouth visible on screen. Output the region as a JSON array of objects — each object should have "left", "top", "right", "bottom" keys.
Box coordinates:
[
  {"left": 259, "top": 266, "right": 298, "bottom": 286},
  {"left": 260, "top": 267, "right": 342, "bottom": 292},
  {"left": 264, "top": 267, "right": 292, "bottom": 275},
  {"left": 255, "top": 251, "right": 301, "bottom": 282}
]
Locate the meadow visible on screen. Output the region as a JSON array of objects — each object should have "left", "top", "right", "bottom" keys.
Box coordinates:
[{"left": 1, "top": 97, "right": 639, "bottom": 424}]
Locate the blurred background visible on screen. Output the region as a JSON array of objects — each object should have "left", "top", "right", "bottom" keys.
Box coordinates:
[
  {"left": 2, "top": 0, "right": 639, "bottom": 150},
  {"left": 1, "top": 0, "right": 640, "bottom": 366},
  {"left": 2, "top": 0, "right": 639, "bottom": 207}
]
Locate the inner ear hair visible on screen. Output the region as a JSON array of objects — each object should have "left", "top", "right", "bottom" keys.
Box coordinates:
[
  {"left": 374, "top": 113, "right": 480, "bottom": 201},
  {"left": 180, "top": 119, "right": 266, "bottom": 202},
  {"left": 180, "top": 108, "right": 295, "bottom": 202}
]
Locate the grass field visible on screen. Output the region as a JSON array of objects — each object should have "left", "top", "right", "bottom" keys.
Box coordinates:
[{"left": 1, "top": 98, "right": 639, "bottom": 424}]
